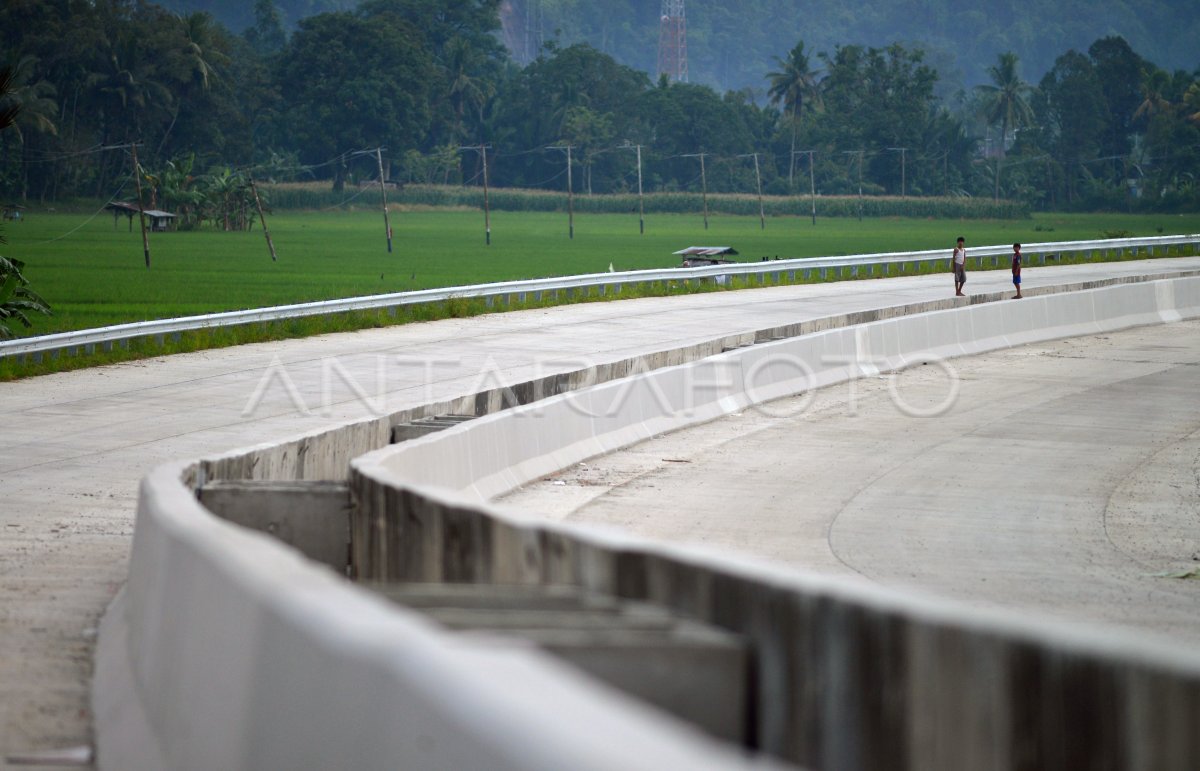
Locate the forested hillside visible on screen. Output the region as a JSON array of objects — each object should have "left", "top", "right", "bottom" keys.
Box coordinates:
[
  {"left": 586, "top": 0, "right": 1195, "bottom": 92},
  {"left": 160, "top": 0, "right": 1200, "bottom": 92},
  {"left": 2, "top": 0, "right": 1198, "bottom": 214},
  {"left": 160, "top": 0, "right": 356, "bottom": 35}
]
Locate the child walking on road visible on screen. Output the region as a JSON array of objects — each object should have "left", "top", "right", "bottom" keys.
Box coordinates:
[
  {"left": 952, "top": 236, "right": 967, "bottom": 296},
  {"left": 1012, "top": 243, "right": 1023, "bottom": 299}
]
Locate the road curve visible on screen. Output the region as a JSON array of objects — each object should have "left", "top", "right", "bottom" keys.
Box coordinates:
[
  {"left": 2, "top": 256, "right": 1200, "bottom": 765},
  {"left": 502, "top": 319, "right": 1200, "bottom": 643}
]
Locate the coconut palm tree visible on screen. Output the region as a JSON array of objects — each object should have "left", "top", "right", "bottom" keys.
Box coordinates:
[
  {"left": 975, "top": 52, "right": 1035, "bottom": 199},
  {"left": 1184, "top": 83, "right": 1200, "bottom": 125},
  {"left": 767, "top": 42, "right": 821, "bottom": 189},
  {"left": 444, "top": 36, "right": 493, "bottom": 142},
  {"left": 1134, "top": 68, "right": 1172, "bottom": 123},
  {"left": 0, "top": 66, "right": 18, "bottom": 131},
  {"left": 177, "top": 12, "right": 228, "bottom": 92},
  {"left": 0, "top": 55, "right": 59, "bottom": 199},
  {"left": 1, "top": 55, "right": 58, "bottom": 143},
  {"left": 87, "top": 34, "right": 173, "bottom": 142},
  {"left": 975, "top": 52, "right": 1035, "bottom": 157}
]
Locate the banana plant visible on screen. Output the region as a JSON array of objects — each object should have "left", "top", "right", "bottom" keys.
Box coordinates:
[{"left": 0, "top": 255, "right": 51, "bottom": 339}]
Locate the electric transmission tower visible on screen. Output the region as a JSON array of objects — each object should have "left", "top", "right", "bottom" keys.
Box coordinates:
[{"left": 657, "top": 0, "right": 688, "bottom": 83}]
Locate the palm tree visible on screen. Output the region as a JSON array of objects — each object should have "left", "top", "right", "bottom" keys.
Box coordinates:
[
  {"left": 1184, "top": 83, "right": 1200, "bottom": 126},
  {"left": 767, "top": 42, "right": 821, "bottom": 188},
  {"left": 444, "top": 37, "right": 493, "bottom": 142},
  {"left": 0, "top": 66, "right": 19, "bottom": 130},
  {"left": 975, "top": 52, "right": 1035, "bottom": 199},
  {"left": 86, "top": 34, "right": 174, "bottom": 193},
  {"left": 177, "top": 12, "right": 228, "bottom": 92},
  {"left": 1, "top": 55, "right": 58, "bottom": 143},
  {"left": 0, "top": 55, "right": 59, "bottom": 199},
  {"left": 87, "top": 34, "right": 173, "bottom": 141},
  {"left": 1133, "top": 68, "right": 1172, "bottom": 123}
]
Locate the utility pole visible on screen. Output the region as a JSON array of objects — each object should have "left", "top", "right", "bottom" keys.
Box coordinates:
[
  {"left": 376, "top": 148, "right": 393, "bottom": 253},
  {"left": 623, "top": 143, "right": 645, "bottom": 234},
  {"left": 683, "top": 152, "right": 709, "bottom": 229},
  {"left": 481, "top": 144, "right": 491, "bottom": 245},
  {"left": 739, "top": 153, "right": 765, "bottom": 230},
  {"left": 374, "top": 146, "right": 393, "bottom": 249},
  {"left": 888, "top": 147, "right": 907, "bottom": 197},
  {"left": 843, "top": 150, "right": 864, "bottom": 221},
  {"left": 350, "top": 148, "right": 393, "bottom": 252},
  {"left": 130, "top": 142, "right": 151, "bottom": 269},
  {"left": 247, "top": 175, "right": 277, "bottom": 261},
  {"left": 796, "top": 149, "right": 816, "bottom": 225},
  {"left": 461, "top": 145, "right": 493, "bottom": 244},
  {"left": 549, "top": 145, "right": 574, "bottom": 239}
]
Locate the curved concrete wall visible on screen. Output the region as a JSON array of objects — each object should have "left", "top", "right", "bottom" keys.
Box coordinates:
[
  {"left": 349, "top": 277, "right": 1200, "bottom": 768},
  {"left": 98, "top": 276, "right": 1200, "bottom": 770},
  {"left": 96, "top": 463, "right": 770, "bottom": 770},
  {"left": 360, "top": 277, "right": 1200, "bottom": 504}
]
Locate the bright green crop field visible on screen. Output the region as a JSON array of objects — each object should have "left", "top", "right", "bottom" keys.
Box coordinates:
[{"left": 6, "top": 206, "right": 1200, "bottom": 337}]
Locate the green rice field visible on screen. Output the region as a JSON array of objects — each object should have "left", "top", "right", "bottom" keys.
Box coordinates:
[{"left": 6, "top": 206, "right": 1200, "bottom": 338}]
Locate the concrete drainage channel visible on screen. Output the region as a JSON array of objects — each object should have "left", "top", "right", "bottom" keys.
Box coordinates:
[
  {"left": 199, "top": 412, "right": 755, "bottom": 750},
  {"left": 197, "top": 414, "right": 479, "bottom": 576},
  {"left": 372, "top": 582, "right": 751, "bottom": 744}
]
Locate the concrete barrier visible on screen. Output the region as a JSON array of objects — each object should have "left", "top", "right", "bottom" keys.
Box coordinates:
[
  {"left": 95, "top": 462, "right": 777, "bottom": 770},
  {"left": 348, "top": 276, "right": 1200, "bottom": 768},
  {"left": 97, "top": 275, "right": 1200, "bottom": 770},
  {"left": 357, "top": 277, "right": 1200, "bottom": 504}
]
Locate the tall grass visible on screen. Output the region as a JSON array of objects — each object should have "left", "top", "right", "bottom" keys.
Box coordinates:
[{"left": 264, "top": 182, "right": 1031, "bottom": 219}]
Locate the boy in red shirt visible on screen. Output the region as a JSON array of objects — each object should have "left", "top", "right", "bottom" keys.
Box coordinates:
[{"left": 1012, "top": 243, "right": 1023, "bottom": 299}]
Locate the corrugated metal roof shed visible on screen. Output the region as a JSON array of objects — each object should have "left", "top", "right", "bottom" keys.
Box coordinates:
[{"left": 672, "top": 246, "right": 739, "bottom": 256}]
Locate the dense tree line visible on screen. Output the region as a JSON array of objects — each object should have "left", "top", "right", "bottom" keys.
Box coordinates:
[
  {"left": 0, "top": 0, "right": 1197, "bottom": 214},
  {"left": 158, "top": 0, "right": 1199, "bottom": 95}
]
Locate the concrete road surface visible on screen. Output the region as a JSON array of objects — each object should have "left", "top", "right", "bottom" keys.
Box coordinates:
[
  {"left": 2, "top": 256, "right": 1199, "bottom": 766},
  {"left": 502, "top": 319, "right": 1200, "bottom": 643}
]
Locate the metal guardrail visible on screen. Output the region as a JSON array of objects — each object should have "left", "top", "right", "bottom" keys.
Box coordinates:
[{"left": 2, "top": 234, "right": 1197, "bottom": 361}]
